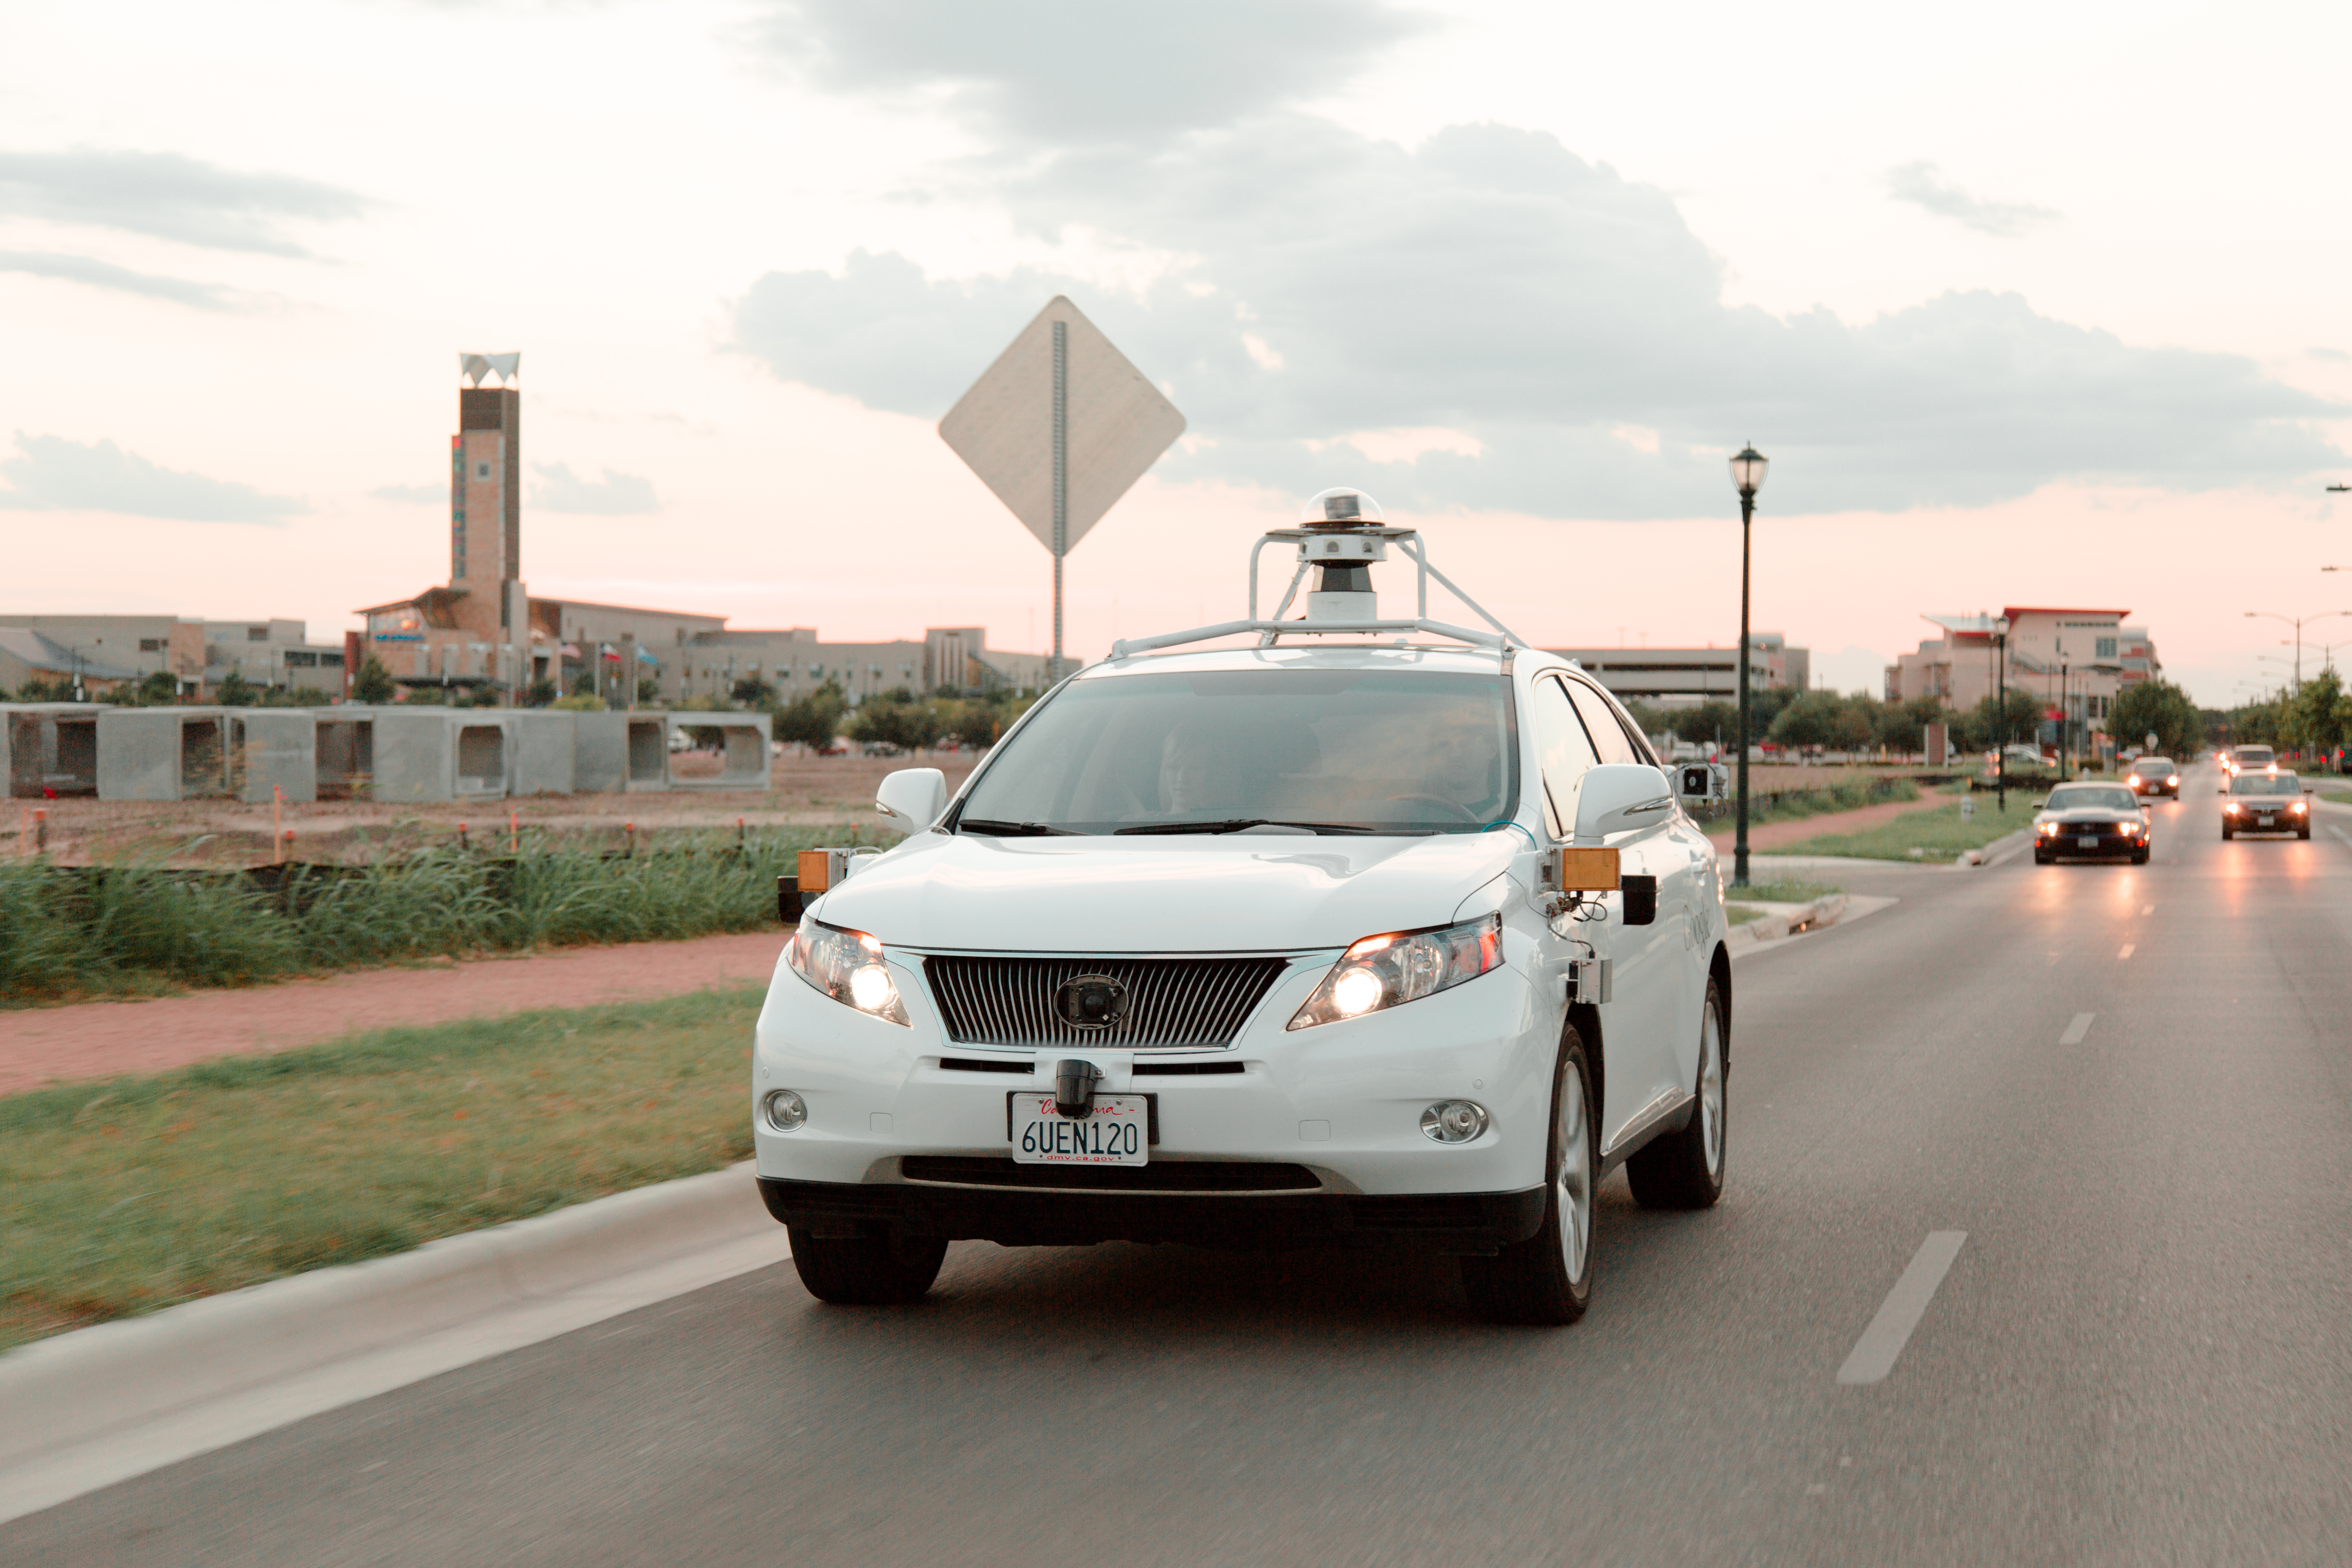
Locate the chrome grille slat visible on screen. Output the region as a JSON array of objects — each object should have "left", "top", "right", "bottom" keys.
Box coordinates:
[{"left": 921, "top": 956, "right": 1289, "bottom": 1049}]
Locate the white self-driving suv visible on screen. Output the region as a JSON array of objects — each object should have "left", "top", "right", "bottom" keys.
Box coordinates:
[{"left": 753, "top": 500, "right": 1731, "bottom": 1325}]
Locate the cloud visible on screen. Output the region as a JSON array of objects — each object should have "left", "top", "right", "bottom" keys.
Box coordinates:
[
  {"left": 530, "top": 462, "right": 659, "bottom": 514},
  {"left": 0, "top": 148, "right": 371, "bottom": 258},
  {"left": 0, "top": 433, "right": 305, "bottom": 522},
  {"left": 0, "top": 249, "right": 254, "bottom": 311},
  {"left": 369, "top": 482, "right": 445, "bottom": 504},
  {"left": 751, "top": 0, "right": 1430, "bottom": 145},
  {"left": 1886, "top": 161, "right": 2058, "bottom": 238},
  {"left": 731, "top": 120, "right": 2341, "bottom": 517}
]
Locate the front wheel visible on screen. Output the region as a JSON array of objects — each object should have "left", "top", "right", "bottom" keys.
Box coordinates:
[
  {"left": 1460, "top": 1028, "right": 1596, "bottom": 1325},
  {"left": 2223, "top": 824, "right": 2235, "bottom": 840},
  {"left": 787, "top": 1227, "right": 948, "bottom": 1305},
  {"left": 1627, "top": 978, "right": 1729, "bottom": 1209},
  {"left": 2132, "top": 848, "right": 2150, "bottom": 864}
]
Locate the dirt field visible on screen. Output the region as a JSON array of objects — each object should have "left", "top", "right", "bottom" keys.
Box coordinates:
[{"left": 2, "top": 752, "right": 980, "bottom": 867}]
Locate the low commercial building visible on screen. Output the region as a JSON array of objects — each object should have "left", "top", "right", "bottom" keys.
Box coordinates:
[
  {"left": 1544, "top": 634, "right": 1808, "bottom": 707},
  {"left": 1889, "top": 610, "right": 2159, "bottom": 753}
]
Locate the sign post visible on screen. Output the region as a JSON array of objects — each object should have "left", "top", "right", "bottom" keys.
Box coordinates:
[{"left": 941, "top": 297, "right": 1184, "bottom": 684}]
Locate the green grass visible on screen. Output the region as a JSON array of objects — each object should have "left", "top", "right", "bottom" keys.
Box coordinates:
[
  {"left": 0, "top": 988, "right": 764, "bottom": 1352},
  {"left": 1695, "top": 776, "right": 1917, "bottom": 834},
  {"left": 2324, "top": 791, "right": 2352, "bottom": 807},
  {"left": 0, "top": 826, "right": 889, "bottom": 1006},
  {"left": 1724, "top": 879, "right": 1843, "bottom": 926},
  {"left": 1773, "top": 794, "right": 2044, "bottom": 862}
]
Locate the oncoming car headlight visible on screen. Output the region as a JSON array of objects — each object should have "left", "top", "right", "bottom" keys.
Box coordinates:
[
  {"left": 1289, "top": 914, "right": 1503, "bottom": 1031},
  {"left": 786, "top": 917, "right": 910, "bottom": 1026}
]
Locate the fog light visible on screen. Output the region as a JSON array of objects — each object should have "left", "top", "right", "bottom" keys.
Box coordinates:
[
  {"left": 762, "top": 1088, "right": 808, "bottom": 1133},
  {"left": 1420, "top": 1100, "right": 1489, "bottom": 1144}
]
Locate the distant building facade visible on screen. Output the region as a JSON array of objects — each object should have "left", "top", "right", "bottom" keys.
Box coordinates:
[
  {"left": 1545, "top": 634, "right": 1809, "bottom": 706},
  {"left": 0, "top": 614, "right": 343, "bottom": 698},
  {"left": 354, "top": 355, "right": 1051, "bottom": 706},
  {"left": 1889, "top": 609, "right": 2158, "bottom": 750}
]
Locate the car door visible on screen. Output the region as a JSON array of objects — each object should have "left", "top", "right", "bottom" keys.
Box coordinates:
[
  {"left": 1561, "top": 677, "right": 1691, "bottom": 1132},
  {"left": 1527, "top": 673, "right": 1664, "bottom": 1150}
]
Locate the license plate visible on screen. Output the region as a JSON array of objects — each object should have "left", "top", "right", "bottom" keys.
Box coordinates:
[
  {"left": 2257, "top": 815, "right": 2276, "bottom": 826},
  {"left": 1011, "top": 1092, "right": 1149, "bottom": 1166},
  {"left": 2076, "top": 835, "right": 2099, "bottom": 848}
]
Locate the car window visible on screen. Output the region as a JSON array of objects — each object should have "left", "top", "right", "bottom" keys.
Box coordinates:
[
  {"left": 1527, "top": 676, "right": 1602, "bottom": 840},
  {"left": 2134, "top": 758, "right": 2172, "bottom": 771},
  {"left": 2048, "top": 786, "right": 2139, "bottom": 812},
  {"left": 2235, "top": 748, "right": 2274, "bottom": 765},
  {"left": 2232, "top": 775, "right": 2296, "bottom": 797},
  {"left": 1564, "top": 681, "right": 1642, "bottom": 768},
  {"left": 955, "top": 667, "right": 1519, "bottom": 834}
]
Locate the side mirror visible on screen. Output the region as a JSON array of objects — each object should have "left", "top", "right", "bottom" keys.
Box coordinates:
[
  {"left": 2032, "top": 798, "right": 2048, "bottom": 809},
  {"left": 874, "top": 767, "right": 948, "bottom": 836},
  {"left": 1572, "top": 763, "right": 1675, "bottom": 845}
]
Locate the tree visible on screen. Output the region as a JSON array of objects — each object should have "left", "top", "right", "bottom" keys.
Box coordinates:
[
  {"left": 525, "top": 677, "right": 559, "bottom": 709},
  {"left": 1767, "top": 690, "right": 1846, "bottom": 752},
  {"left": 2290, "top": 667, "right": 2348, "bottom": 760},
  {"left": 2110, "top": 678, "right": 2201, "bottom": 761},
  {"left": 352, "top": 656, "right": 396, "bottom": 704},
  {"left": 776, "top": 681, "right": 847, "bottom": 753},
  {"left": 216, "top": 670, "right": 257, "bottom": 706},
  {"left": 636, "top": 677, "right": 661, "bottom": 705},
  {"left": 731, "top": 675, "right": 778, "bottom": 709},
  {"left": 848, "top": 694, "right": 943, "bottom": 752}
]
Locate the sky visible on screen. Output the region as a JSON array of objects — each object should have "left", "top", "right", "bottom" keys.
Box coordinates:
[{"left": 4, "top": 0, "right": 2349, "bottom": 706}]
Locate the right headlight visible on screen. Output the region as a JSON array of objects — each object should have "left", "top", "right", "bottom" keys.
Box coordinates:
[
  {"left": 1289, "top": 913, "right": 1502, "bottom": 1031},
  {"left": 786, "top": 917, "right": 910, "bottom": 1026}
]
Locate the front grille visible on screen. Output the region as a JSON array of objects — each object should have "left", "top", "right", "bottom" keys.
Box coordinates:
[
  {"left": 921, "top": 955, "right": 1290, "bottom": 1050},
  {"left": 900, "top": 1156, "right": 1320, "bottom": 1192}
]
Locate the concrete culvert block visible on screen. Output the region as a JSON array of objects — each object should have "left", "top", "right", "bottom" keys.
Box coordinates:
[
  {"left": 667, "top": 713, "right": 772, "bottom": 790},
  {"left": 4, "top": 703, "right": 103, "bottom": 798},
  {"left": 233, "top": 711, "right": 317, "bottom": 804}
]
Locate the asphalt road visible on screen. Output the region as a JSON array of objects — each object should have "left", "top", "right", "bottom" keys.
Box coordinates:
[{"left": 13, "top": 760, "right": 2352, "bottom": 1566}]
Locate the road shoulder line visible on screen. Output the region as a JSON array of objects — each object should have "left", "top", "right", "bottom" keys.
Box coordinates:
[{"left": 1837, "top": 1230, "right": 1967, "bottom": 1386}]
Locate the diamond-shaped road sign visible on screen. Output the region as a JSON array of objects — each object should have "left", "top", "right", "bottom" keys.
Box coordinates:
[{"left": 940, "top": 296, "right": 1184, "bottom": 558}]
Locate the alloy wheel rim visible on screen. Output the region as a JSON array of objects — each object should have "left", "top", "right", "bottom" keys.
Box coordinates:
[
  {"left": 1699, "top": 1008, "right": 1725, "bottom": 1177},
  {"left": 1557, "top": 1069, "right": 1591, "bottom": 1283}
]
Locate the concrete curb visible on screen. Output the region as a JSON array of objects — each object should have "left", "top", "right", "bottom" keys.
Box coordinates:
[
  {"left": 0, "top": 1160, "right": 773, "bottom": 1471},
  {"left": 1726, "top": 892, "right": 1849, "bottom": 949},
  {"left": 1965, "top": 828, "right": 2033, "bottom": 868}
]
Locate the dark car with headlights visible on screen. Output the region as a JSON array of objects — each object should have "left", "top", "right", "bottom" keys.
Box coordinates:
[
  {"left": 2126, "top": 756, "right": 2179, "bottom": 797},
  {"left": 2032, "top": 783, "right": 2151, "bottom": 864},
  {"left": 2222, "top": 770, "right": 2311, "bottom": 840}
]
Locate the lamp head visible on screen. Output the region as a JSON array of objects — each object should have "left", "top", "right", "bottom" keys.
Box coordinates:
[{"left": 1729, "top": 445, "right": 1769, "bottom": 497}]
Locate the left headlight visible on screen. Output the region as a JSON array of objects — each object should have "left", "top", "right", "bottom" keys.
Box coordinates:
[
  {"left": 1289, "top": 913, "right": 1503, "bottom": 1031},
  {"left": 786, "top": 917, "right": 910, "bottom": 1026}
]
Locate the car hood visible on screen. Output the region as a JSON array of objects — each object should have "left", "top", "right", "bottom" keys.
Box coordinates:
[{"left": 811, "top": 831, "right": 1525, "bottom": 953}]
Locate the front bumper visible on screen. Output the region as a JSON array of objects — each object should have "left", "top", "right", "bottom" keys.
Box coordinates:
[
  {"left": 2038, "top": 827, "right": 2147, "bottom": 857},
  {"left": 752, "top": 938, "right": 1564, "bottom": 1208},
  {"left": 757, "top": 1173, "right": 1548, "bottom": 1253},
  {"left": 2225, "top": 810, "right": 2307, "bottom": 833}
]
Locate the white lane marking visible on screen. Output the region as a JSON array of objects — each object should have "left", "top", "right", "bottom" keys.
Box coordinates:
[
  {"left": 2060, "top": 1013, "right": 2095, "bottom": 1045},
  {"left": 2118, "top": 944, "right": 2135, "bottom": 960},
  {"left": 2332, "top": 827, "right": 2352, "bottom": 847},
  {"left": 1838, "top": 1231, "right": 1967, "bottom": 1386}
]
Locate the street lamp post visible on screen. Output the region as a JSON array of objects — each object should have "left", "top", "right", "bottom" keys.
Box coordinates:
[
  {"left": 2244, "top": 609, "right": 2352, "bottom": 696},
  {"left": 1728, "top": 444, "right": 1769, "bottom": 887},
  {"left": 1993, "top": 616, "right": 2011, "bottom": 810}
]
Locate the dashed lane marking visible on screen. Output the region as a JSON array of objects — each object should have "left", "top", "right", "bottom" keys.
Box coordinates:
[
  {"left": 2061, "top": 1013, "right": 2095, "bottom": 1045},
  {"left": 1838, "top": 1231, "right": 1968, "bottom": 1386},
  {"left": 2118, "top": 943, "right": 2135, "bottom": 960},
  {"left": 2332, "top": 826, "right": 2352, "bottom": 848}
]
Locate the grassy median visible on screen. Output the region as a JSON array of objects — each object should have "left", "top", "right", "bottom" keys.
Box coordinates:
[
  {"left": 0, "top": 987, "right": 763, "bottom": 1353},
  {"left": 1772, "top": 793, "right": 2044, "bottom": 862}
]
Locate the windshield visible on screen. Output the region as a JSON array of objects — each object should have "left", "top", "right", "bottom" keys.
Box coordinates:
[
  {"left": 2047, "top": 787, "right": 2138, "bottom": 813},
  {"left": 2233, "top": 775, "right": 2297, "bottom": 797},
  {"left": 956, "top": 667, "right": 1518, "bottom": 835},
  {"left": 2235, "top": 748, "right": 2274, "bottom": 765},
  {"left": 2132, "top": 758, "right": 2173, "bottom": 773}
]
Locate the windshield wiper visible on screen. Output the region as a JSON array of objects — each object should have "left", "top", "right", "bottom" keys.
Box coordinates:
[
  {"left": 958, "top": 818, "right": 1077, "bottom": 837},
  {"left": 1113, "top": 819, "right": 1382, "bottom": 836}
]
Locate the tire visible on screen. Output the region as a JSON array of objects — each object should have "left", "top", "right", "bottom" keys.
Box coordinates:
[
  {"left": 2299, "top": 826, "right": 2312, "bottom": 841},
  {"left": 1627, "top": 979, "right": 1728, "bottom": 1211},
  {"left": 2223, "top": 824, "right": 2235, "bottom": 840},
  {"left": 1460, "top": 1027, "right": 1596, "bottom": 1326},
  {"left": 2132, "top": 848, "right": 2150, "bottom": 864},
  {"left": 786, "top": 1227, "right": 948, "bottom": 1305},
  {"left": 2034, "top": 848, "right": 2053, "bottom": 864}
]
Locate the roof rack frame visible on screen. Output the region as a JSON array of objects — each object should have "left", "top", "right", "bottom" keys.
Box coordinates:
[{"left": 1108, "top": 527, "right": 1531, "bottom": 660}]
